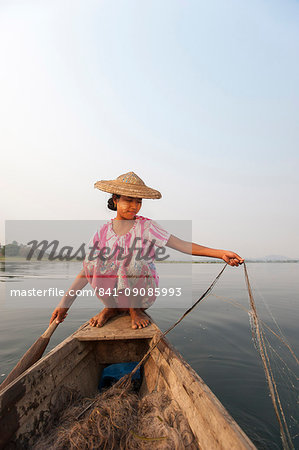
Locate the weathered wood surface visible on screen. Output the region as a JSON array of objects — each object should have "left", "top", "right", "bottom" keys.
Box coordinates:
[
  {"left": 0, "top": 317, "right": 256, "bottom": 450},
  {"left": 95, "top": 339, "right": 150, "bottom": 365},
  {"left": 0, "top": 321, "right": 59, "bottom": 392},
  {"left": 142, "top": 334, "right": 256, "bottom": 450},
  {"left": 0, "top": 331, "right": 100, "bottom": 449},
  {"left": 74, "top": 313, "right": 159, "bottom": 340}
]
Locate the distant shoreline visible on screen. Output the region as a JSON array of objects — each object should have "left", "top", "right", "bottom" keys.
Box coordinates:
[{"left": 0, "top": 257, "right": 298, "bottom": 264}]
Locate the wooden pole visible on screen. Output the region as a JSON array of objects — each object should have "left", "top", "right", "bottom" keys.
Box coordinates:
[{"left": 0, "top": 321, "right": 59, "bottom": 392}]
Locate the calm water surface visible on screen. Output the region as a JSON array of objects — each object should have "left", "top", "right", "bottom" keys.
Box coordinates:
[{"left": 0, "top": 261, "right": 298, "bottom": 449}]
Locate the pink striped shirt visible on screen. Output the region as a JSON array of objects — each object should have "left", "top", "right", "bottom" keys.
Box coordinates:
[{"left": 83, "top": 216, "right": 170, "bottom": 308}]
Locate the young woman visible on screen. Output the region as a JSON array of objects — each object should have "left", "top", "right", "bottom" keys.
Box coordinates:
[{"left": 50, "top": 172, "right": 243, "bottom": 329}]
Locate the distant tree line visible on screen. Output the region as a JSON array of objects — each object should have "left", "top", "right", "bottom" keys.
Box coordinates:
[{"left": 0, "top": 241, "right": 41, "bottom": 258}]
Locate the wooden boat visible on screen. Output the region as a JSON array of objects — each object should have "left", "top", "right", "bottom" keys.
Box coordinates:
[{"left": 0, "top": 315, "right": 256, "bottom": 449}]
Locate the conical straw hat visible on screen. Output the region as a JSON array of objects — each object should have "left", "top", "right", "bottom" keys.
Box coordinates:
[{"left": 94, "top": 172, "right": 162, "bottom": 199}]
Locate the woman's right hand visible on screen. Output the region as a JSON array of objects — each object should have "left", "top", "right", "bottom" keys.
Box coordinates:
[{"left": 50, "top": 307, "right": 69, "bottom": 325}]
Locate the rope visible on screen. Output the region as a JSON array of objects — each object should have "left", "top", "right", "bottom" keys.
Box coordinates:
[
  {"left": 118, "top": 262, "right": 228, "bottom": 384},
  {"left": 77, "top": 263, "right": 228, "bottom": 418},
  {"left": 243, "top": 262, "right": 294, "bottom": 450}
]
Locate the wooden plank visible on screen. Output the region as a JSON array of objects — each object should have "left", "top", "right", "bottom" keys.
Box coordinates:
[
  {"left": 14, "top": 351, "right": 102, "bottom": 449},
  {"left": 0, "top": 335, "right": 100, "bottom": 449},
  {"left": 95, "top": 339, "right": 150, "bottom": 364},
  {"left": 74, "top": 314, "right": 159, "bottom": 341},
  {"left": 144, "top": 335, "right": 256, "bottom": 450}
]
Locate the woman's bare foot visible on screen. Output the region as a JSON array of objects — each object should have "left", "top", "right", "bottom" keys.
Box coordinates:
[
  {"left": 89, "top": 308, "right": 119, "bottom": 327},
  {"left": 130, "top": 308, "right": 151, "bottom": 329}
]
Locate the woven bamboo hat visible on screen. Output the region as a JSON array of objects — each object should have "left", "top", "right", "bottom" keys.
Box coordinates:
[{"left": 94, "top": 172, "right": 162, "bottom": 199}]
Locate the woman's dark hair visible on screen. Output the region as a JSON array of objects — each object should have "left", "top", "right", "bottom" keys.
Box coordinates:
[{"left": 107, "top": 194, "right": 120, "bottom": 211}]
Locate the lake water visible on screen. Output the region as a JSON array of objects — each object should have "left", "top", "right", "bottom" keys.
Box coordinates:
[{"left": 0, "top": 261, "right": 298, "bottom": 449}]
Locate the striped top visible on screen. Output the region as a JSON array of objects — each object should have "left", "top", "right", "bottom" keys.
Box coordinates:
[{"left": 83, "top": 216, "right": 171, "bottom": 304}]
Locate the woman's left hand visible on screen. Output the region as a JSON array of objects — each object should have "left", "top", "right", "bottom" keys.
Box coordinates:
[{"left": 221, "top": 251, "right": 244, "bottom": 267}]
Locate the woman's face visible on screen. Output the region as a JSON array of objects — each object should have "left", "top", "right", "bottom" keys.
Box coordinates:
[{"left": 114, "top": 195, "right": 142, "bottom": 219}]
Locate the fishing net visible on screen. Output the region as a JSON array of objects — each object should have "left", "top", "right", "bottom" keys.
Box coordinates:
[
  {"left": 34, "top": 383, "right": 198, "bottom": 450},
  {"left": 211, "top": 264, "right": 298, "bottom": 450}
]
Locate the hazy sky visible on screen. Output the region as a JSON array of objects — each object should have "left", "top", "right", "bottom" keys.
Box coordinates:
[{"left": 0, "top": 0, "right": 298, "bottom": 258}]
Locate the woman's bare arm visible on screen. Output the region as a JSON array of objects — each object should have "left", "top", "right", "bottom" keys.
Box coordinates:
[
  {"left": 166, "top": 235, "right": 244, "bottom": 267},
  {"left": 49, "top": 269, "right": 88, "bottom": 324}
]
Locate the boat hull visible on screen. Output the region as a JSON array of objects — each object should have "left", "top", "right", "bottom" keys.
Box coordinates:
[{"left": 0, "top": 316, "right": 256, "bottom": 449}]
